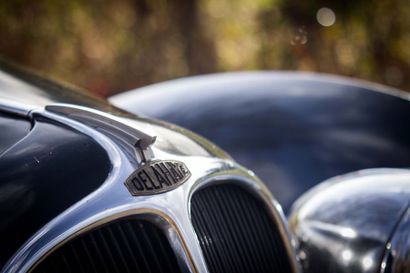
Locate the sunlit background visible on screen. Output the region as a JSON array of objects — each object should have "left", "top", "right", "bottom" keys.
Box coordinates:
[{"left": 0, "top": 0, "right": 409, "bottom": 96}]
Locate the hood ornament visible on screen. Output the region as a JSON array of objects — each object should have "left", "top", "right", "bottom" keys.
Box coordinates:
[
  {"left": 45, "top": 104, "right": 156, "bottom": 163},
  {"left": 45, "top": 104, "right": 191, "bottom": 196}
]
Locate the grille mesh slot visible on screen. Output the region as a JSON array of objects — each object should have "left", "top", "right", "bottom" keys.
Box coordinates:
[
  {"left": 32, "top": 219, "right": 181, "bottom": 273},
  {"left": 191, "top": 184, "right": 293, "bottom": 273}
]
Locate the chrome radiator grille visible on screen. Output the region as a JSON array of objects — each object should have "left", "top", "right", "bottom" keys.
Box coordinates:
[
  {"left": 1, "top": 102, "right": 298, "bottom": 273},
  {"left": 191, "top": 184, "right": 293, "bottom": 273},
  {"left": 31, "top": 219, "right": 181, "bottom": 273}
]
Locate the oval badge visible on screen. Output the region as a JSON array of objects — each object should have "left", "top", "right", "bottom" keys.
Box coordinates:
[{"left": 124, "top": 160, "right": 191, "bottom": 196}]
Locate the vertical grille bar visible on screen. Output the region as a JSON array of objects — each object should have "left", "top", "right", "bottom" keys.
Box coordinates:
[
  {"left": 32, "top": 219, "right": 182, "bottom": 273},
  {"left": 191, "top": 183, "right": 293, "bottom": 273}
]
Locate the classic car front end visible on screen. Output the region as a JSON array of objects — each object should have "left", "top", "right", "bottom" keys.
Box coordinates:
[
  {"left": 1, "top": 63, "right": 410, "bottom": 273},
  {"left": 0, "top": 67, "right": 300, "bottom": 273}
]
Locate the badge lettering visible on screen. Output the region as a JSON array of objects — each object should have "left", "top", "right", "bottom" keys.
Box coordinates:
[{"left": 124, "top": 160, "right": 191, "bottom": 196}]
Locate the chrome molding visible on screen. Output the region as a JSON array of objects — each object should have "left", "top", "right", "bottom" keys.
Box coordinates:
[
  {"left": 0, "top": 98, "right": 35, "bottom": 117},
  {"left": 0, "top": 102, "right": 301, "bottom": 273}
]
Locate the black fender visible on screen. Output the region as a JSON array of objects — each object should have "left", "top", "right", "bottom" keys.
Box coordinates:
[{"left": 110, "top": 72, "right": 410, "bottom": 212}]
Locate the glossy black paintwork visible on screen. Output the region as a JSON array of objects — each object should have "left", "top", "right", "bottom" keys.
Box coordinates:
[
  {"left": 0, "top": 115, "right": 111, "bottom": 267},
  {"left": 289, "top": 169, "right": 410, "bottom": 273},
  {"left": 111, "top": 72, "right": 410, "bottom": 212},
  {"left": 0, "top": 113, "right": 31, "bottom": 155},
  {"left": 384, "top": 203, "right": 410, "bottom": 273}
]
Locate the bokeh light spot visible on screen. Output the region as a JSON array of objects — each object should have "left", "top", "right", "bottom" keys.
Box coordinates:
[{"left": 316, "top": 7, "right": 336, "bottom": 27}]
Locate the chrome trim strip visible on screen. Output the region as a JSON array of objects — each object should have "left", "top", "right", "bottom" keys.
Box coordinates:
[{"left": 0, "top": 98, "right": 35, "bottom": 117}]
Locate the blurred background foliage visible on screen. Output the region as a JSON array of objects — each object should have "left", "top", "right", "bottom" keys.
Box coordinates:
[{"left": 0, "top": 0, "right": 409, "bottom": 96}]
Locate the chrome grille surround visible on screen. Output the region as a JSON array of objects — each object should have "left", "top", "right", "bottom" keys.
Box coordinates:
[
  {"left": 191, "top": 183, "right": 294, "bottom": 273},
  {"left": 0, "top": 101, "right": 301, "bottom": 273},
  {"left": 31, "top": 217, "right": 183, "bottom": 273}
]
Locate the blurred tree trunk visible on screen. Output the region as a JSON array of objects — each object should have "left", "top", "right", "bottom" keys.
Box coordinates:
[{"left": 171, "top": 0, "right": 217, "bottom": 74}]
